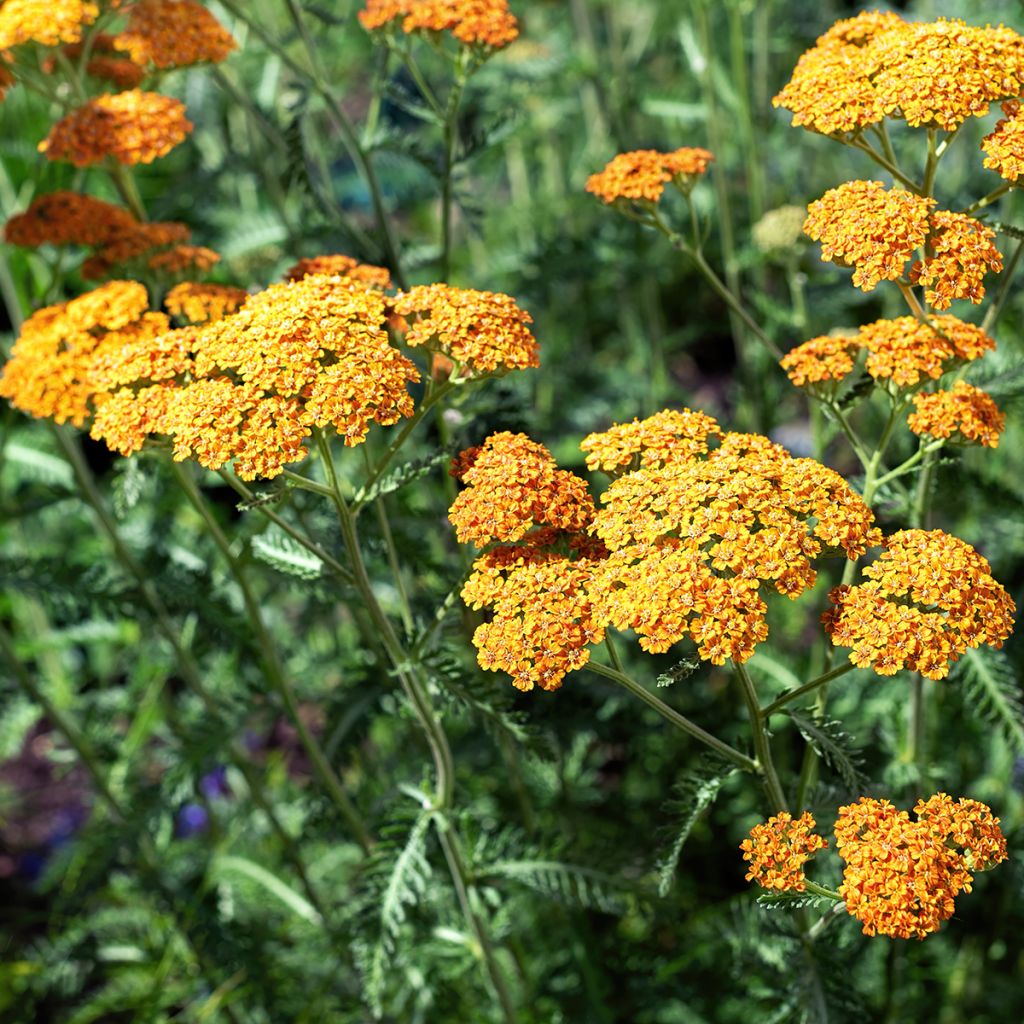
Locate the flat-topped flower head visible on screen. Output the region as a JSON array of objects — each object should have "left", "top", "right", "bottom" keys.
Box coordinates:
[
  {"left": 4, "top": 191, "right": 137, "bottom": 248},
  {"left": 779, "top": 333, "right": 860, "bottom": 392},
  {"left": 580, "top": 408, "right": 721, "bottom": 473},
  {"left": 909, "top": 211, "right": 1003, "bottom": 310},
  {"left": 113, "top": 0, "right": 237, "bottom": 68},
  {"left": 165, "top": 282, "right": 248, "bottom": 324},
  {"left": 823, "top": 529, "right": 1015, "bottom": 679},
  {"left": 40, "top": 91, "right": 193, "bottom": 166},
  {"left": 586, "top": 148, "right": 714, "bottom": 205},
  {"left": 285, "top": 254, "right": 393, "bottom": 291},
  {"left": 835, "top": 794, "right": 1006, "bottom": 939},
  {"left": 740, "top": 812, "right": 827, "bottom": 892},
  {"left": 359, "top": 0, "right": 518, "bottom": 50},
  {"left": 982, "top": 100, "right": 1024, "bottom": 182},
  {"left": 908, "top": 382, "right": 1004, "bottom": 448},
  {"left": 391, "top": 284, "right": 538, "bottom": 375},
  {"left": 0, "top": 0, "right": 98, "bottom": 50}
]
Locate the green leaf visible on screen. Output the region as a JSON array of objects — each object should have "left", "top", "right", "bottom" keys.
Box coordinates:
[
  {"left": 0, "top": 695, "right": 38, "bottom": 759},
  {"left": 951, "top": 647, "right": 1024, "bottom": 754},
  {"left": 756, "top": 891, "right": 831, "bottom": 912},
  {"left": 484, "top": 859, "right": 629, "bottom": 914},
  {"left": 657, "top": 657, "right": 700, "bottom": 688},
  {"left": 785, "top": 711, "right": 867, "bottom": 793},
  {"left": 2, "top": 440, "right": 73, "bottom": 489},
  {"left": 212, "top": 854, "right": 322, "bottom": 925},
  {"left": 354, "top": 445, "right": 458, "bottom": 506},
  {"left": 251, "top": 529, "right": 324, "bottom": 580}
]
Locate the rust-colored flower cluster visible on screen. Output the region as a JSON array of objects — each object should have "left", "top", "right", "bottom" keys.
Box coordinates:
[
  {"left": 774, "top": 12, "right": 1024, "bottom": 136},
  {"left": 84, "top": 220, "right": 193, "bottom": 279},
  {"left": 451, "top": 411, "right": 883, "bottom": 688},
  {"left": 113, "top": 0, "right": 236, "bottom": 69},
  {"left": 60, "top": 33, "right": 147, "bottom": 90},
  {"left": 285, "top": 254, "right": 393, "bottom": 291},
  {"left": 823, "top": 529, "right": 1015, "bottom": 679},
  {"left": 391, "top": 283, "right": 539, "bottom": 375},
  {"left": 835, "top": 795, "right": 1007, "bottom": 939},
  {"left": 908, "top": 382, "right": 1005, "bottom": 448},
  {"left": 147, "top": 243, "right": 220, "bottom": 275},
  {"left": 739, "top": 811, "right": 827, "bottom": 892},
  {"left": 585, "top": 148, "right": 714, "bottom": 205},
  {"left": 359, "top": 0, "right": 519, "bottom": 50},
  {"left": 4, "top": 191, "right": 137, "bottom": 248},
  {"left": 781, "top": 315, "right": 995, "bottom": 392},
  {"left": 165, "top": 282, "right": 248, "bottom": 324},
  {"left": 0, "top": 0, "right": 98, "bottom": 50},
  {"left": 982, "top": 99, "right": 1024, "bottom": 182},
  {"left": 39, "top": 90, "right": 193, "bottom": 166}
]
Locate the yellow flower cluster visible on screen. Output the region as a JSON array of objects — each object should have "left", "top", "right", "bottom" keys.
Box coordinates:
[
  {"left": 835, "top": 795, "right": 1007, "bottom": 939},
  {"left": 739, "top": 811, "right": 827, "bottom": 892},
  {"left": 982, "top": 100, "right": 1024, "bottom": 182},
  {"left": 285, "top": 255, "right": 393, "bottom": 291},
  {"left": 0, "top": 0, "right": 98, "bottom": 50},
  {"left": 165, "top": 282, "right": 248, "bottom": 324},
  {"left": 774, "top": 12, "right": 1024, "bottom": 136},
  {"left": 113, "top": 0, "right": 237, "bottom": 69},
  {"left": 359, "top": 0, "right": 519, "bottom": 50},
  {"left": 908, "top": 382, "right": 1005, "bottom": 448},
  {"left": 823, "top": 529, "right": 1015, "bottom": 679},
  {"left": 585, "top": 148, "right": 714, "bottom": 205},
  {"left": 781, "top": 315, "right": 995, "bottom": 392},
  {"left": 391, "top": 283, "right": 539, "bottom": 375},
  {"left": 39, "top": 90, "right": 193, "bottom": 167},
  {"left": 451, "top": 412, "right": 883, "bottom": 688}
]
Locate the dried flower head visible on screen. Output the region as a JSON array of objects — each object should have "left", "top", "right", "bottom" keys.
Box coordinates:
[
  {"left": 0, "top": 0, "right": 98, "bottom": 50},
  {"left": 392, "top": 284, "right": 539, "bottom": 375},
  {"left": 40, "top": 90, "right": 193, "bottom": 166},
  {"left": 982, "top": 99, "right": 1024, "bottom": 182},
  {"left": 165, "top": 282, "right": 248, "bottom": 324},
  {"left": 835, "top": 794, "right": 1005, "bottom": 939},
  {"left": 114, "top": 0, "right": 237, "bottom": 68},
  {"left": 4, "top": 191, "right": 137, "bottom": 248},
  {"left": 909, "top": 211, "right": 1003, "bottom": 310},
  {"left": 740, "top": 812, "right": 827, "bottom": 892},
  {"left": 359, "top": 0, "right": 519, "bottom": 49},
  {"left": 907, "top": 382, "right": 1004, "bottom": 448},
  {"left": 285, "top": 254, "right": 393, "bottom": 291},
  {"left": 585, "top": 148, "right": 714, "bottom": 205},
  {"left": 752, "top": 205, "right": 808, "bottom": 254},
  {"left": 823, "top": 529, "right": 1015, "bottom": 679}
]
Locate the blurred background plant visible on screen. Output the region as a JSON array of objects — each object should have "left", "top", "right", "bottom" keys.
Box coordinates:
[{"left": 2, "top": 0, "right": 1024, "bottom": 1021}]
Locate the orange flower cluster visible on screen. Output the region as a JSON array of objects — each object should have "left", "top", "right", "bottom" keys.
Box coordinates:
[
  {"left": 358, "top": 0, "right": 519, "bottom": 49},
  {"left": 585, "top": 148, "right": 714, "bottom": 205},
  {"left": 781, "top": 315, "right": 995, "bottom": 391},
  {"left": 391, "top": 284, "right": 539, "bottom": 375},
  {"left": 774, "top": 12, "right": 1024, "bottom": 136},
  {"left": 823, "top": 529, "right": 1015, "bottom": 679},
  {"left": 147, "top": 243, "right": 220, "bottom": 275},
  {"left": 285, "top": 254, "right": 393, "bottom": 291},
  {"left": 165, "top": 282, "right": 248, "bottom": 323},
  {"left": 910, "top": 211, "right": 1003, "bottom": 309},
  {"left": 982, "top": 100, "right": 1024, "bottom": 182},
  {"left": 907, "top": 382, "right": 1005, "bottom": 448},
  {"left": 451, "top": 412, "right": 883, "bottom": 687},
  {"left": 0, "top": 0, "right": 98, "bottom": 50},
  {"left": 113, "top": 0, "right": 236, "bottom": 68},
  {"left": 62, "top": 33, "right": 146, "bottom": 89},
  {"left": 4, "top": 191, "right": 137, "bottom": 248},
  {"left": 40, "top": 90, "right": 193, "bottom": 166},
  {"left": 0, "top": 281, "right": 151, "bottom": 426},
  {"left": 835, "top": 795, "right": 1007, "bottom": 939},
  {"left": 739, "top": 812, "right": 827, "bottom": 892}
]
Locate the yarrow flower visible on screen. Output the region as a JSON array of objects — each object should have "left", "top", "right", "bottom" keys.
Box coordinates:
[
  {"left": 834, "top": 795, "right": 1007, "bottom": 939},
  {"left": 907, "top": 382, "right": 1005, "bottom": 448},
  {"left": 40, "top": 90, "right": 193, "bottom": 166},
  {"left": 113, "top": 0, "right": 237, "bottom": 68},
  {"left": 823, "top": 529, "right": 1015, "bottom": 679},
  {"left": 82, "top": 220, "right": 193, "bottom": 280},
  {"left": 982, "top": 99, "right": 1024, "bottom": 182},
  {"left": 909, "top": 211, "right": 1003, "bottom": 309},
  {"left": 739, "top": 812, "right": 827, "bottom": 892},
  {"left": 781, "top": 315, "right": 996, "bottom": 392},
  {"left": 359, "top": 0, "right": 519, "bottom": 50},
  {"left": 585, "top": 148, "right": 714, "bottom": 205},
  {"left": 774, "top": 13, "right": 1024, "bottom": 136},
  {"left": 61, "top": 33, "right": 146, "bottom": 89},
  {"left": 147, "top": 243, "right": 220, "bottom": 275},
  {"left": 285, "top": 254, "right": 393, "bottom": 291},
  {"left": 580, "top": 407, "right": 722, "bottom": 473},
  {"left": 0, "top": 0, "right": 98, "bottom": 50},
  {"left": 4, "top": 191, "right": 137, "bottom": 248},
  {"left": 165, "top": 282, "right": 248, "bottom": 324},
  {"left": 752, "top": 205, "right": 807, "bottom": 255},
  {"left": 391, "top": 284, "right": 539, "bottom": 375}
]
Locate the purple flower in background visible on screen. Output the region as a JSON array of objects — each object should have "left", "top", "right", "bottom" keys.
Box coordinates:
[
  {"left": 175, "top": 803, "right": 210, "bottom": 838},
  {"left": 200, "top": 765, "right": 231, "bottom": 800}
]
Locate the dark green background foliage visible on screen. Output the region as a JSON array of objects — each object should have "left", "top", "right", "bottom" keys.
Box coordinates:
[{"left": 2, "top": 1, "right": 1024, "bottom": 1021}]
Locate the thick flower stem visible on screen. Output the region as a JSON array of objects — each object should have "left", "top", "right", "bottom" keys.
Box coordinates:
[
  {"left": 170, "top": 460, "right": 375, "bottom": 854},
  {"left": 735, "top": 662, "right": 788, "bottom": 814},
  {"left": 586, "top": 659, "right": 759, "bottom": 774},
  {"left": 760, "top": 663, "right": 857, "bottom": 718}
]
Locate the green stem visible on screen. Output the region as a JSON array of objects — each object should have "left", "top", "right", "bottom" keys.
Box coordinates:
[
  {"left": 760, "top": 663, "right": 857, "bottom": 718},
  {"left": 735, "top": 662, "right": 788, "bottom": 813},
  {"left": 960, "top": 183, "right": 1012, "bottom": 217},
  {"left": 803, "top": 880, "right": 843, "bottom": 902},
  {"left": 440, "top": 71, "right": 467, "bottom": 282},
  {"left": 873, "top": 439, "right": 945, "bottom": 490},
  {"left": 982, "top": 236, "right": 1024, "bottom": 334},
  {"left": 848, "top": 136, "right": 922, "bottom": 193},
  {"left": 585, "top": 659, "right": 758, "bottom": 773}
]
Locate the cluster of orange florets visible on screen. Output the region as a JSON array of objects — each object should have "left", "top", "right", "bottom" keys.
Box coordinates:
[
  {"left": 451, "top": 410, "right": 883, "bottom": 688},
  {"left": 39, "top": 90, "right": 193, "bottom": 166},
  {"left": 585, "top": 148, "right": 715, "bottom": 205},
  {"left": 165, "top": 282, "right": 249, "bottom": 324},
  {"left": 739, "top": 811, "right": 827, "bottom": 892},
  {"left": 781, "top": 315, "right": 996, "bottom": 392},
  {"left": 835, "top": 795, "right": 1007, "bottom": 939},
  {"left": 774, "top": 12, "right": 1024, "bottom": 137},
  {"left": 286, "top": 255, "right": 393, "bottom": 291},
  {"left": 359, "top": 0, "right": 519, "bottom": 50},
  {"left": 59, "top": 33, "right": 147, "bottom": 89},
  {"left": 113, "top": 0, "right": 237, "bottom": 69},
  {"left": 982, "top": 100, "right": 1024, "bottom": 182},
  {"left": 822, "top": 529, "right": 1015, "bottom": 679},
  {"left": 907, "top": 382, "right": 1005, "bottom": 448},
  {"left": 0, "top": 0, "right": 98, "bottom": 51},
  {"left": 909, "top": 211, "right": 1003, "bottom": 309},
  {"left": 4, "top": 191, "right": 137, "bottom": 248}
]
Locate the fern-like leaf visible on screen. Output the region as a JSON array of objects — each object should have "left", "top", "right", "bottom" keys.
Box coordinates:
[
  {"left": 251, "top": 529, "right": 323, "bottom": 580},
  {"left": 354, "top": 445, "right": 458, "bottom": 506},
  {"left": 483, "top": 859, "right": 629, "bottom": 914},
  {"left": 756, "top": 891, "right": 832, "bottom": 912},
  {"left": 951, "top": 647, "right": 1024, "bottom": 753},
  {"left": 785, "top": 711, "right": 867, "bottom": 793}
]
